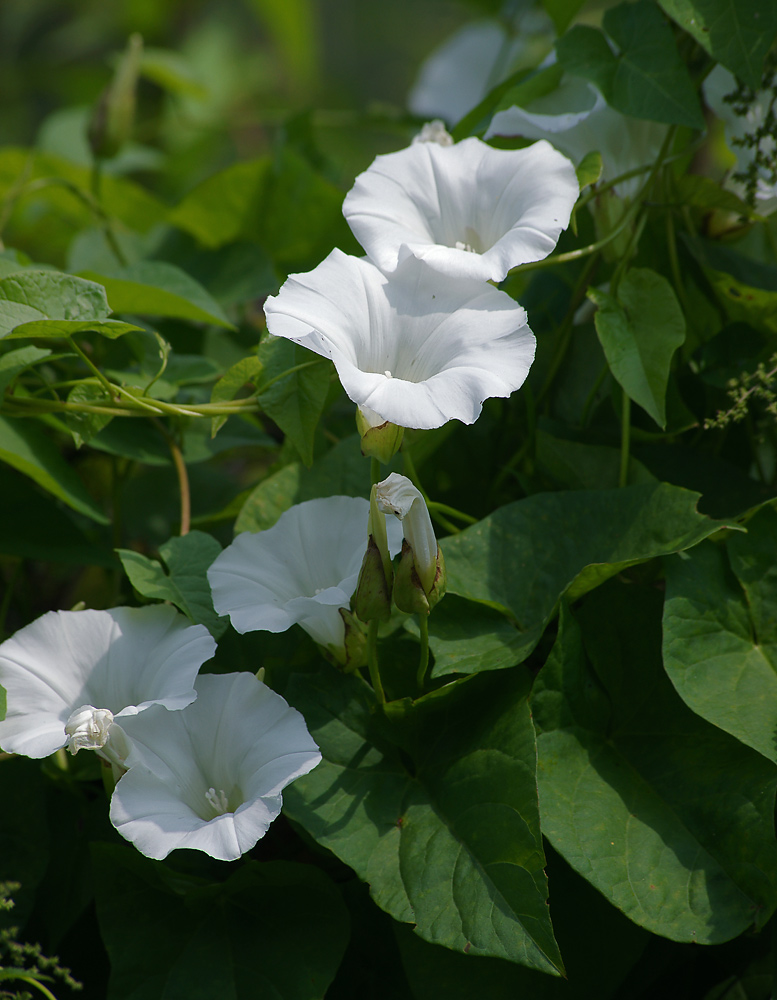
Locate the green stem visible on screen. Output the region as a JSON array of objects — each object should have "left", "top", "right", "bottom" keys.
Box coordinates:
[
  {"left": 619, "top": 391, "right": 631, "bottom": 488},
  {"left": 579, "top": 361, "right": 610, "bottom": 429},
  {"left": 370, "top": 456, "right": 381, "bottom": 486},
  {"left": 68, "top": 337, "right": 117, "bottom": 400},
  {"left": 417, "top": 615, "right": 430, "bottom": 691},
  {"left": 366, "top": 619, "right": 385, "bottom": 704},
  {"left": 4, "top": 976, "right": 59, "bottom": 1000},
  {"left": 426, "top": 501, "right": 477, "bottom": 525}
]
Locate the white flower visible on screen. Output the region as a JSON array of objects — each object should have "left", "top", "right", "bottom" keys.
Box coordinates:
[
  {"left": 408, "top": 15, "right": 551, "bottom": 126},
  {"left": 703, "top": 65, "right": 777, "bottom": 213},
  {"left": 376, "top": 473, "right": 437, "bottom": 593},
  {"left": 263, "top": 251, "right": 536, "bottom": 430},
  {"left": 341, "top": 137, "right": 578, "bottom": 282},
  {"left": 110, "top": 672, "right": 321, "bottom": 861},
  {"left": 485, "top": 73, "right": 667, "bottom": 199},
  {"left": 0, "top": 606, "right": 214, "bottom": 760},
  {"left": 208, "top": 496, "right": 402, "bottom": 651}
]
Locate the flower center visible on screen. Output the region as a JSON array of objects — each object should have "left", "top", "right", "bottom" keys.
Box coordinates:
[
  {"left": 384, "top": 370, "right": 393, "bottom": 378},
  {"left": 65, "top": 705, "right": 114, "bottom": 755},
  {"left": 205, "top": 787, "right": 231, "bottom": 816},
  {"left": 454, "top": 226, "right": 484, "bottom": 255}
]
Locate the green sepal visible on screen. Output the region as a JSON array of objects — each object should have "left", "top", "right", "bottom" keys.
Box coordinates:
[
  {"left": 355, "top": 409, "right": 404, "bottom": 463},
  {"left": 393, "top": 541, "right": 446, "bottom": 616},
  {"left": 322, "top": 608, "right": 368, "bottom": 673},
  {"left": 353, "top": 535, "right": 392, "bottom": 623}
]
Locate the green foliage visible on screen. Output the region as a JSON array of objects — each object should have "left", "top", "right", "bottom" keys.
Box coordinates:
[
  {"left": 663, "top": 507, "right": 777, "bottom": 763},
  {"left": 117, "top": 530, "right": 227, "bottom": 638},
  {"left": 0, "top": 3, "right": 777, "bottom": 996},
  {"left": 533, "top": 588, "right": 777, "bottom": 942},
  {"left": 283, "top": 666, "right": 564, "bottom": 972},
  {"left": 441, "top": 483, "right": 729, "bottom": 663},
  {"left": 590, "top": 268, "right": 686, "bottom": 428},
  {"left": 658, "top": 0, "right": 777, "bottom": 88},
  {"left": 93, "top": 845, "right": 348, "bottom": 1000},
  {"left": 556, "top": 1, "right": 705, "bottom": 128}
]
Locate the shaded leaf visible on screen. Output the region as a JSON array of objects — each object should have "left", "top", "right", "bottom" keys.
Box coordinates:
[
  {"left": 257, "top": 337, "right": 331, "bottom": 466},
  {"left": 210, "top": 355, "right": 262, "bottom": 437},
  {"left": 441, "top": 483, "right": 730, "bottom": 665},
  {"left": 403, "top": 595, "right": 524, "bottom": 677},
  {"left": 78, "top": 261, "right": 234, "bottom": 328},
  {"left": 533, "top": 584, "right": 777, "bottom": 942},
  {"left": 663, "top": 506, "right": 777, "bottom": 763},
  {"left": 0, "top": 345, "right": 51, "bottom": 397},
  {"left": 283, "top": 666, "right": 564, "bottom": 973},
  {"left": 93, "top": 845, "right": 349, "bottom": 1000},
  {"left": 0, "top": 415, "right": 108, "bottom": 523},
  {"left": 590, "top": 268, "right": 686, "bottom": 428},
  {"left": 117, "top": 530, "right": 227, "bottom": 638},
  {"left": 658, "top": 0, "right": 777, "bottom": 89},
  {"left": 556, "top": 2, "right": 705, "bottom": 128}
]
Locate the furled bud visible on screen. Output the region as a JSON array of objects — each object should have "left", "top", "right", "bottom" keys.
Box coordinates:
[
  {"left": 88, "top": 33, "right": 143, "bottom": 161},
  {"left": 375, "top": 473, "right": 446, "bottom": 614},
  {"left": 353, "top": 485, "right": 394, "bottom": 622},
  {"left": 356, "top": 405, "right": 404, "bottom": 464}
]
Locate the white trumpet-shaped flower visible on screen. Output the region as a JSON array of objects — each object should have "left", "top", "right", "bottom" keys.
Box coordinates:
[
  {"left": 110, "top": 672, "right": 321, "bottom": 861},
  {"left": 208, "top": 496, "right": 402, "bottom": 651},
  {"left": 484, "top": 74, "right": 667, "bottom": 199},
  {"left": 341, "top": 137, "right": 578, "bottom": 282},
  {"left": 264, "top": 252, "right": 536, "bottom": 430},
  {"left": 0, "top": 606, "right": 213, "bottom": 760}
]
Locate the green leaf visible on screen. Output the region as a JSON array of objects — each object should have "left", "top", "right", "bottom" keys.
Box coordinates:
[
  {"left": 536, "top": 428, "right": 655, "bottom": 491},
  {"left": 0, "top": 270, "right": 112, "bottom": 338},
  {"left": 93, "top": 845, "right": 349, "bottom": 1000},
  {"left": 257, "top": 338, "right": 331, "bottom": 466},
  {"left": 65, "top": 382, "right": 114, "bottom": 448},
  {"left": 0, "top": 415, "right": 108, "bottom": 523},
  {"left": 441, "top": 483, "right": 730, "bottom": 665},
  {"left": 403, "top": 595, "right": 524, "bottom": 678},
  {"left": 575, "top": 150, "right": 603, "bottom": 191},
  {"left": 658, "top": 0, "right": 777, "bottom": 89},
  {"left": 590, "top": 268, "right": 686, "bottom": 428},
  {"left": 542, "top": 0, "right": 587, "bottom": 35},
  {"left": 117, "top": 530, "right": 227, "bottom": 638},
  {"left": 556, "top": 2, "right": 705, "bottom": 128},
  {"left": 0, "top": 467, "right": 114, "bottom": 565},
  {"left": 7, "top": 319, "right": 143, "bottom": 340},
  {"left": 0, "top": 345, "right": 51, "bottom": 396},
  {"left": 663, "top": 507, "right": 777, "bottom": 763},
  {"left": 283, "top": 666, "right": 564, "bottom": 973},
  {"left": 235, "top": 434, "right": 392, "bottom": 533},
  {"left": 169, "top": 148, "right": 348, "bottom": 268},
  {"left": 533, "top": 585, "right": 777, "bottom": 942},
  {"left": 78, "top": 261, "right": 234, "bottom": 329},
  {"left": 210, "top": 355, "right": 262, "bottom": 437},
  {"left": 675, "top": 174, "right": 753, "bottom": 216},
  {"left": 395, "top": 848, "right": 647, "bottom": 1000}
]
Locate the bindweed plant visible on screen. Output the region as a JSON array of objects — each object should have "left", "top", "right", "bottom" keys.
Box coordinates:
[{"left": 0, "top": 0, "right": 777, "bottom": 996}]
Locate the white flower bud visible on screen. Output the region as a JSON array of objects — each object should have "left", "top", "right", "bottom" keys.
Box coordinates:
[
  {"left": 65, "top": 705, "right": 115, "bottom": 754},
  {"left": 375, "top": 473, "right": 437, "bottom": 594}
]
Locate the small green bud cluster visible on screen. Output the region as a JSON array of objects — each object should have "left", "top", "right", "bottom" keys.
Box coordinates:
[{"left": 705, "top": 352, "right": 777, "bottom": 430}]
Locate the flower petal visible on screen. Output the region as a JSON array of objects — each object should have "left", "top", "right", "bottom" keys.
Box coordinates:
[
  {"left": 112, "top": 673, "right": 320, "bottom": 861},
  {"left": 342, "top": 137, "right": 578, "bottom": 281},
  {"left": 265, "top": 252, "right": 535, "bottom": 430},
  {"left": 0, "top": 606, "right": 212, "bottom": 758},
  {"left": 209, "top": 496, "right": 375, "bottom": 648}
]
